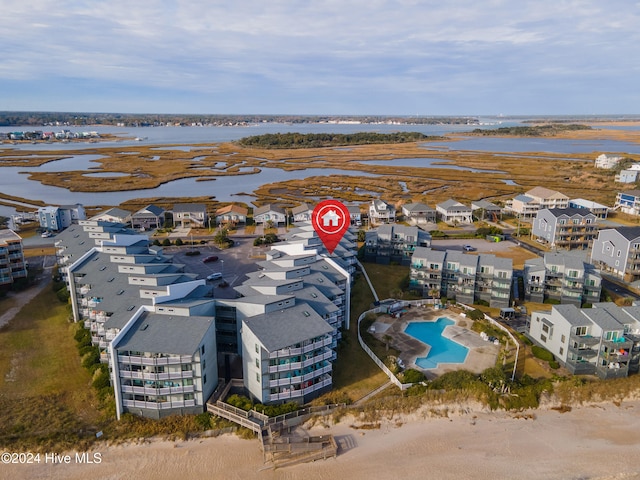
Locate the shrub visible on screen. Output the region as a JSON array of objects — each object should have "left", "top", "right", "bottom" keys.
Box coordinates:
[
  {"left": 226, "top": 394, "right": 253, "bottom": 411},
  {"left": 56, "top": 286, "right": 70, "bottom": 303},
  {"left": 532, "top": 345, "right": 554, "bottom": 362},
  {"left": 474, "top": 299, "right": 490, "bottom": 307},
  {"left": 467, "top": 308, "right": 485, "bottom": 321},
  {"left": 543, "top": 298, "right": 561, "bottom": 305},
  {"left": 401, "top": 368, "right": 426, "bottom": 384},
  {"left": 429, "top": 370, "right": 479, "bottom": 390},
  {"left": 162, "top": 238, "right": 171, "bottom": 246},
  {"left": 175, "top": 238, "right": 183, "bottom": 246},
  {"left": 549, "top": 360, "right": 560, "bottom": 369}
]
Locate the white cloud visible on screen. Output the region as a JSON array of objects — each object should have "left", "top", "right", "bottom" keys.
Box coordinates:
[{"left": 1, "top": 0, "right": 639, "bottom": 113}]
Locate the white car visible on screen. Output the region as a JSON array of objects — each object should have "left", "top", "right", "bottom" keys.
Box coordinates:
[
  {"left": 206, "top": 272, "right": 222, "bottom": 281},
  {"left": 463, "top": 245, "right": 476, "bottom": 252}
]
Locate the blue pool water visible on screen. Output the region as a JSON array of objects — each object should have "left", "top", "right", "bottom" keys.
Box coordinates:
[{"left": 404, "top": 318, "right": 469, "bottom": 369}]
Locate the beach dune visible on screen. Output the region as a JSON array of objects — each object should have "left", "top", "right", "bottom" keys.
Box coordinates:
[{"left": 3, "top": 400, "right": 640, "bottom": 480}]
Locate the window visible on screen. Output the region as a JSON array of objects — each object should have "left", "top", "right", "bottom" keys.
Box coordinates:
[
  {"left": 559, "top": 347, "right": 564, "bottom": 355},
  {"left": 201, "top": 345, "right": 205, "bottom": 355},
  {"left": 202, "top": 359, "right": 206, "bottom": 370},
  {"left": 255, "top": 343, "right": 259, "bottom": 354},
  {"left": 203, "top": 374, "right": 207, "bottom": 384},
  {"left": 561, "top": 334, "right": 566, "bottom": 344},
  {"left": 255, "top": 358, "right": 260, "bottom": 368},
  {"left": 256, "top": 372, "right": 260, "bottom": 383},
  {"left": 575, "top": 326, "right": 587, "bottom": 336},
  {"left": 542, "top": 324, "right": 549, "bottom": 334},
  {"left": 540, "top": 334, "right": 547, "bottom": 343}
]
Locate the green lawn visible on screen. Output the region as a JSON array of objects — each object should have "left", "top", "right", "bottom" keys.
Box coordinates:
[
  {"left": 0, "top": 287, "right": 102, "bottom": 451},
  {"left": 360, "top": 261, "right": 422, "bottom": 301}
]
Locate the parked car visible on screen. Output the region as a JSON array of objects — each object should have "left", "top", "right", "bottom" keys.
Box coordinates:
[
  {"left": 463, "top": 245, "right": 476, "bottom": 252},
  {"left": 206, "top": 272, "right": 222, "bottom": 281},
  {"left": 202, "top": 255, "right": 219, "bottom": 263}
]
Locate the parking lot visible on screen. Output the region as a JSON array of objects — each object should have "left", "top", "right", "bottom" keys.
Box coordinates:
[{"left": 164, "top": 236, "right": 261, "bottom": 299}]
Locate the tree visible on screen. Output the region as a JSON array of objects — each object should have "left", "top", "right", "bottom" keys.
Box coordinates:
[{"left": 214, "top": 228, "right": 229, "bottom": 247}]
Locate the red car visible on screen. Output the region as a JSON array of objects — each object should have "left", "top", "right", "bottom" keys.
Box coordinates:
[{"left": 202, "top": 255, "right": 219, "bottom": 263}]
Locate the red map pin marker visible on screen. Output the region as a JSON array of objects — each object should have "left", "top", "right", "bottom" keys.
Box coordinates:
[{"left": 311, "top": 200, "right": 350, "bottom": 254}]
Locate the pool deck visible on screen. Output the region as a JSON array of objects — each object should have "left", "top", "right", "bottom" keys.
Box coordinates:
[{"left": 369, "top": 305, "right": 500, "bottom": 379}]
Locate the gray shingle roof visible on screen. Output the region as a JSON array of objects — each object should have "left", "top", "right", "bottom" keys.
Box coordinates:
[{"left": 243, "top": 302, "right": 333, "bottom": 352}]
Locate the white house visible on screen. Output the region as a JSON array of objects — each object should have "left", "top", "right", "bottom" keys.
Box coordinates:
[
  {"left": 595, "top": 154, "right": 623, "bottom": 169},
  {"left": 254, "top": 205, "right": 287, "bottom": 226}
]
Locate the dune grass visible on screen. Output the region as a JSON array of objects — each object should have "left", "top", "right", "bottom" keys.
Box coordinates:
[{"left": 0, "top": 288, "right": 103, "bottom": 451}]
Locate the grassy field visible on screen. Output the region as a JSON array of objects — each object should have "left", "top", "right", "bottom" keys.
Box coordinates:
[
  {"left": 327, "top": 272, "right": 389, "bottom": 402},
  {"left": 0, "top": 287, "right": 103, "bottom": 451}
]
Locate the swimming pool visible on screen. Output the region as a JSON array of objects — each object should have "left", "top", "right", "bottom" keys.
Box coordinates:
[{"left": 404, "top": 317, "right": 469, "bottom": 369}]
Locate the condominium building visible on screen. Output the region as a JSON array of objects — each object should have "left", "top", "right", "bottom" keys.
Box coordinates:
[
  {"left": 111, "top": 308, "right": 217, "bottom": 419},
  {"left": 523, "top": 253, "right": 602, "bottom": 306},
  {"left": 591, "top": 226, "right": 640, "bottom": 282},
  {"left": 528, "top": 303, "right": 640, "bottom": 378},
  {"left": 364, "top": 224, "right": 431, "bottom": 265},
  {"left": 0, "top": 229, "right": 27, "bottom": 287},
  {"left": 409, "top": 247, "right": 512, "bottom": 308},
  {"left": 531, "top": 208, "right": 598, "bottom": 250}
]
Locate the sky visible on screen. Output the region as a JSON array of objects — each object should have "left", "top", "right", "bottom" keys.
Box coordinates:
[{"left": 1, "top": 0, "right": 639, "bottom": 116}]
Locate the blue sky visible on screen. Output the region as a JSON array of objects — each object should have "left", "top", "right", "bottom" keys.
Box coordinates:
[{"left": 2, "top": 0, "right": 639, "bottom": 115}]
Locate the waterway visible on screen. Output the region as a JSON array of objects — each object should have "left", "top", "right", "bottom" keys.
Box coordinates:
[{"left": 1, "top": 120, "right": 639, "bottom": 216}]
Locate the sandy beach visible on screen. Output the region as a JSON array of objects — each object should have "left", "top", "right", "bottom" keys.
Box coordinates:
[{"left": 3, "top": 400, "right": 640, "bottom": 480}]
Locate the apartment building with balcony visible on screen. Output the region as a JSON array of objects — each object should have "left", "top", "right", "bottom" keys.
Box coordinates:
[
  {"left": 523, "top": 253, "right": 602, "bottom": 307},
  {"left": 531, "top": 208, "right": 598, "bottom": 250},
  {"left": 528, "top": 303, "right": 640, "bottom": 378},
  {"left": 111, "top": 308, "right": 217, "bottom": 419},
  {"left": 506, "top": 187, "right": 569, "bottom": 220},
  {"left": 591, "top": 226, "right": 640, "bottom": 283},
  {"left": 409, "top": 247, "right": 512, "bottom": 308},
  {"left": 242, "top": 302, "right": 334, "bottom": 405},
  {"left": 364, "top": 224, "right": 431, "bottom": 265},
  {"left": 0, "top": 229, "right": 27, "bottom": 288}
]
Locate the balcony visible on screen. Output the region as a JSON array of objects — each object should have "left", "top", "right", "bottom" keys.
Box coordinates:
[
  {"left": 120, "top": 385, "right": 195, "bottom": 396},
  {"left": 119, "top": 369, "right": 194, "bottom": 381},
  {"left": 122, "top": 399, "right": 196, "bottom": 410},
  {"left": 118, "top": 355, "right": 193, "bottom": 365},
  {"left": 268, "top": 337, "right": 332, "bottom": 359}
]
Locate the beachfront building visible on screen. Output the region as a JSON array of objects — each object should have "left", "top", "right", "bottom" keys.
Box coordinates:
[
  {"left": 569, "top": 198, "right": 610, "bottom": 220},
  {"left": 528, "top": 303, "right": 640, "bottom": 378},
  {"left": 111, "top": 308, "right": 217, "bottom": 419},
  {"left": 523, "top": 253, "right": 602, "bottom": 307},
  {"left": 591, "top": 226, "right": 640, "bottom": 283},
  {"left": 409, "top": 247, "right": 512, "bottom": 308},
  {"left": 131, "top": 205, "right": 165, "bottom": 231},
  {"left": 401, "top": 202, "right": 436, "bottom": 224},
  {"left": 614, "top": 190, "right": 640, "bottom": 216},
  {"left": 215, "top": 204, "right": 248, "bottom": 226},
  {"left": 531, "top": 208, "right": 598, "bottom": 250},
  {"left": 242, "top": 302, "right": 334, "bottom": 404},
  {"left": 506, "top": 194, "right": 539, "bottom": 220},
  {"left": 0, "top": 229, "right": 27, "bottom": 288},
  {"left": 369, "top": 199, "right": 396, "bottom": 224},
  {"left": 254, "top": 205, "right": 287, "bottom": 226},
  {"left": 172, "top": 203, "right": 207, "bottom": 228},
  {"left": 364, "top": 224, "right": 431, "bottom": 265},
  {"left": 435, "top": 199, "right": 473, "bottom": 225},
  {"left": 595, "top": 154, "right": 623, "bottom": 169}
]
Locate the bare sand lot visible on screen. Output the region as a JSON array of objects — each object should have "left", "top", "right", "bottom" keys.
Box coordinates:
[{"left": 4, "top": 400, "right": 640, "bottom": 480}]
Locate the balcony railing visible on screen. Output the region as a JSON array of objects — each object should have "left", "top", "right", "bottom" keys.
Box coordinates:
[
  {"left": 118, "top": 355, "right": 193, "bottom": 365},
  {"left": 122, "top": 399, "right": 196, "bottom": 410},
  {"left": 119, "top": 370, "right": 194, "bottom": 381}
]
